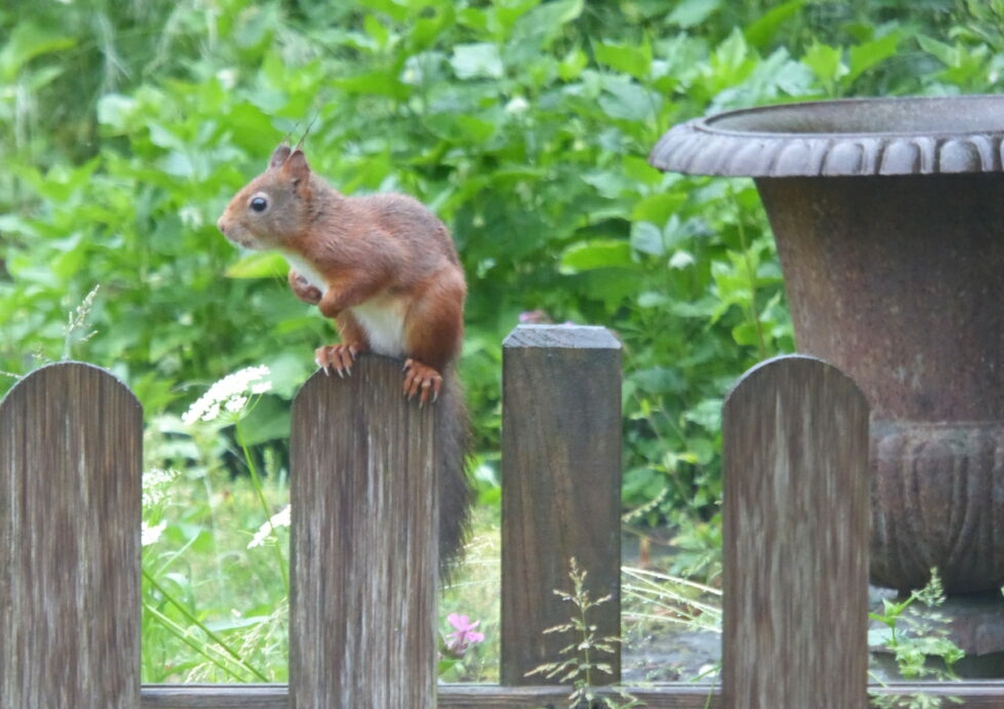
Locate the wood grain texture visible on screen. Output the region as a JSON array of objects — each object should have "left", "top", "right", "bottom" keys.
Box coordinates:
[
  {"left": 289, "top": 355, "right": 438, "bottom": 709},
  {"left": 137, "top": 682, "right": 1004, "bottom": 708},
  {"left": 1, "top": 363, "right": 142, "bottom": 708},
  {"left": 141, "top": 684, "right": 288, "bottom": 707},
  {"left": 722, "top": 355, "right": 870, "bottom": 709},
  {"left": 500, "top": 325, "right": 623, "bottom": 685}
]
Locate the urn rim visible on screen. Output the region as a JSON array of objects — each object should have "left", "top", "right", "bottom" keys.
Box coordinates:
[{"left": 649, "top": 94, "right": 1004, "bottom": 177}]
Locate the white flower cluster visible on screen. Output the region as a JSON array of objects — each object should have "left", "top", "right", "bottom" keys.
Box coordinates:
[
  {"left": 182, "top": 365, "right": 272, "bottom": 425},
  {"left": 248, "top": 504, "right": 291, "bottom": 550},
  {"left": 142, "top": 520, "right": 167, "bottom": 547},
  {"left": 142, "top": 467, "right": 180, "bottom": 510}
]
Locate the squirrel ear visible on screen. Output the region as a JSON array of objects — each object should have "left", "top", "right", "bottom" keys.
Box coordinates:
[
  {"left": 283, "top": 149, "right": 312, "bottom": 187},
  {"left": 269, "top": 144, "right": 292, "bottom": 169}
]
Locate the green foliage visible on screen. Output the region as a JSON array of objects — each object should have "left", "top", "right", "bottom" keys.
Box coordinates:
[
  {"left": 6, "top": 0, "right": 1004, "bottom": 685},
  {"left": 141, "top": 367, "right": 290, "bottom": 682},
  {"left": 869, "top": 569, "right": 965, "bottom": 708},
  {"left": 4, "top": 0, "right": 1004, "bottom": 549}
]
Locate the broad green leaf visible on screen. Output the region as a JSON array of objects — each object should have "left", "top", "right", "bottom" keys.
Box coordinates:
[
  {"left": 631, "top": 367, "right": 684, "bottom": 395},
  {"left": 162, "top": 151, "right": 195, "bottom": 178},
  {"left": 731, "top": 321, "right": 763, "bottom": 347},
  {"left": 239, "top": 394, "right": 291, "bottom": 445},
  {"left": 631, "top": 192, "right": 687, "bottom": 226},
  {"left": 917, "top": 35, "right": 958, "bottom": 67},
  {"left": 597, "top": 76, "right": 662, "bottom": 122},
  {"left": 411, "top": 5, "right": 455, "bottom": 51},
  {"left": 583, "top": 169, "right": 635, "bottom": 199},
  {"left": 233, "top": 3, "right": 277, "bottom": 50},
  {"left": 0, "top": 214, "right": 36, "bottom": 237},
  {"left": 357, "top": 0, "right": 410, "bottom": 22},
  {"left": 422, "top": 112, "right": 498, "bottom": 143},
  {"left": 450, "top": 42, "right": 504, "bottom": 80},
  {"left": 97, "top": 94, "right": 138, "bottom": 132},
  {"left": 334, "top": 71, "right": 409, "bottom": 99},
  {"left": 559, "top": 239, "right": 633, "bottom": 273},
  {"left": 802, "top": 41, "right": 848, "bottom": 86},
  {"left": 508, "top": 0, "right": 583, "bottom": 61},
  {"left": 683, "top": 398, "right": 723, "bottom": 431},
  {"left": 713, "top": 28, "right": 751, "bottom": 76},
  {"left": 631, "top": 221, "right": 665, "bottom": 256},
  {"left": 455, "top": 114, "right": 498, "bottom": 141},
  {"left": 580, "top": 268, "right": 643, "bottom": 309},
  {"left": 0, "top": 22, "right": 76, "bottom": 82},
  {"left": 637, "top": 291, "right": 670, "bottom": 308},
  {"left": 668, "top": 0, "right": 721, "bottom": 29},
  {"left": 594, "top": 39, "right": 652, "bottom": 81},
  {"left": 847, "top": 31, "right": 901, "bottom": 84},
  {"left": 623, "top": 155, "right": 664, "bottom": 186},
  {"left": 488, "top": 0, "right": 540, "bottom": 38},
  {"left": 225, "top": 252, "right": 289, "bottom": 279},
  {"left": 30, "top": 160, "right": 100, "bottom": 202},
  {"left": 744, "top": 0, "right": 808, "bottom": 50},
  {"left": 364, "top": 13, "right": 391, "bottom": 49},
  {"left": 558, "top": 47, "right": 588, "bottom": 81}
]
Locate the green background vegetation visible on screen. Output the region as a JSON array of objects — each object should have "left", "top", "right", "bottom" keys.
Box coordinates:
[{"left": 3, "top": 0, "right": 1004, "bottom": 682}]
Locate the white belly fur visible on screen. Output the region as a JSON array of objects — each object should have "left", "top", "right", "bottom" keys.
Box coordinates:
[
  {"left": 283, "top": 252, "right": 407, "bottom": 357},
  {"left": 350, "top": 296, "right": 407, "bottom": 357}
]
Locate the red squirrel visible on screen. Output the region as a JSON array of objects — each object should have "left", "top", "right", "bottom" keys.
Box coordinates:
[{"left": 217, "top": 143, "right": 471, "bottom": 567}]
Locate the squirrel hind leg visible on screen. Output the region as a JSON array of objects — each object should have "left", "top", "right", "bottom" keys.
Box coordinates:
[
  {"left": 402, "top": 359, "right": 443, "bottom": 404},
  {"left": 401, "top": 271, "right": 466, "bottom": 386}
]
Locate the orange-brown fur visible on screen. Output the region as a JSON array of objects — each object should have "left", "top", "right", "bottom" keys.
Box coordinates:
[
  {"left": 217, "top": 143, "right": 472, "bottom": 568},
  {"left": 217, "top": 144, "right": 466, "bottom": 402}
]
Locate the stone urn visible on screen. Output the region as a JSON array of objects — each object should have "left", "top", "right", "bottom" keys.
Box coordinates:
[{"left": 649, "top": 95, "right": 1004, "bottom": 595}]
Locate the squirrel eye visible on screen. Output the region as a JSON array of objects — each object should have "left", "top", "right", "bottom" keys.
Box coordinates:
[{"left": 250, "top": 195, "right": 268, "bottom": 213}]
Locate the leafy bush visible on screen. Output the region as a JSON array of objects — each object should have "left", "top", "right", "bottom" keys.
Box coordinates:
[{"left": 4, "top": 0, "right": 1004, "bottom": 535}]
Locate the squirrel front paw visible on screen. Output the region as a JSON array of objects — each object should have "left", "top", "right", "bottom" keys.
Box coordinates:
[
  {"left": 403, "top": 359, "right": 443, "bottom": 404},
  {"left": 315, "top": 343, "right": 363, "bottom": 377},
  {"left": 289, "top": 271, "right": 323, "bottom": 305}
]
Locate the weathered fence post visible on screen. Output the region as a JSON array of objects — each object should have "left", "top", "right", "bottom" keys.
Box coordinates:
[
  {"left": 0, "top": 362, "right": 142, "bottom": 708},
  {"left": 722, "top": 355, "right": 870, "bottom": 709},
  {"left": 289, "top": 355, "right": 439, "bottom": 709},
  {"left": 500, "top": 324, "right": 623, "bottom": 685}
]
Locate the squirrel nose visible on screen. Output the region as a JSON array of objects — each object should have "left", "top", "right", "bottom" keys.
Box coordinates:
[{"left": 217, "top": 218, "right": 226, "bottom": 234}]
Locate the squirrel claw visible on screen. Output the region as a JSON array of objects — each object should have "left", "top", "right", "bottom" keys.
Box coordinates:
[
  {"left": 403, "top": 358, "right": 443, "bottom": 405},
  {"left": 315, "top": 344, "right": 360, "bottom": 378}
]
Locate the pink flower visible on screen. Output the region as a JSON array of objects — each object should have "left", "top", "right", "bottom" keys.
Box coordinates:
[
  {"left": 519, "top": 309, "right": 551, "bottom": 324},
  {"left": 445, "top": 613, "right": 484, "bottom": 654}
]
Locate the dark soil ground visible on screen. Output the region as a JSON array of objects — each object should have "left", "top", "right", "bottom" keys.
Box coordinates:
[{"left": 622, "top": 626, "right": 720, "bottom": 683}]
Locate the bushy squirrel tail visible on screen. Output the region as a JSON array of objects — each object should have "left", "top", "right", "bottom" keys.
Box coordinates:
[{"left": 437, "top": 367, "right": 474, "bottom": 579}]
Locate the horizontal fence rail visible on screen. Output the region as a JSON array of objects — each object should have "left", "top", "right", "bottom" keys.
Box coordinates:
[
  {"left": 134, "top": 682, "right": 1004, "bottom": 708},
  {"left": 3, "top": 332, "right": 1003, "bottom": 707}
]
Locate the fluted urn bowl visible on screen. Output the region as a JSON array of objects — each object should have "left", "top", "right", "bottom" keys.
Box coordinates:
[{"left": 650, "top": 95, "right": 1004, "bottom": 594}]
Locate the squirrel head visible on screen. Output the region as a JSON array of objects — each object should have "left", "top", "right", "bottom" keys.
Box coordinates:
[{"left": 217, "top": 143, "right": 317, "bottom": 250}]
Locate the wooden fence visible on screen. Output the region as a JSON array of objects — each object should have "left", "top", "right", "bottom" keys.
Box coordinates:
[{"left": 1, "top": 324, "right": 1001, "bottom": 708}]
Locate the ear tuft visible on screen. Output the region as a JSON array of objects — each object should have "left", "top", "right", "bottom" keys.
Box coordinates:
[
  {"left": 284, "top": 149, "right": 312, "bottom": 186},
  {"left": 269, "top": 144, "right": 292, "bottom": 169}
]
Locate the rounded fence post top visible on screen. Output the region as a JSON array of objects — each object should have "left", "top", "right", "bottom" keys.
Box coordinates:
[
  {"left": 0, "top": 361, "right": 140, "bottom": 412},
  {"left": 725, "top": 353, "right": 866, "bottom": 404}
]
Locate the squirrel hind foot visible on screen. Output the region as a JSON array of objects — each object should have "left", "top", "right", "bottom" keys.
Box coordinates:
[
  {"left": 402, "top": 358, "right": 443, "bottom": 404},
  {"left": 315, "top": 343, "right": 362, "bottom": 377}
]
